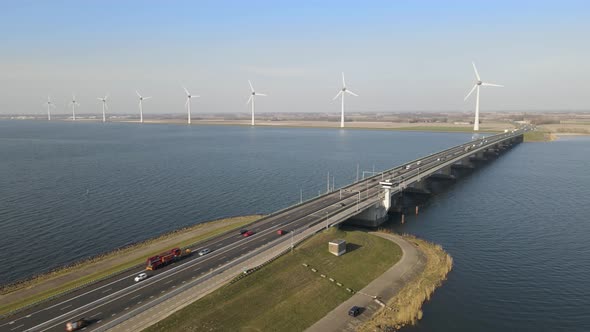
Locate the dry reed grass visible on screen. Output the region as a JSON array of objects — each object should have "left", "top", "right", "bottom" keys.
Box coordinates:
[{"left": 358, "top": 233, "right": 453, "bottom": 332}]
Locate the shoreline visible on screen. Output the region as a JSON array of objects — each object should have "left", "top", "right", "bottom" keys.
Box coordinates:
[
  {"left": 358, "top": 232, "right": 453, "bottom": 331},
  {"left": 3, "top": 118, "right": 511, "bottom": 134},
  {"left": 0, "top": 215, "right": 263, "bottom": 316}
]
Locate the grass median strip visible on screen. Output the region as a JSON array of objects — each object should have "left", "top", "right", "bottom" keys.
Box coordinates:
[
  {"left": 0, "top": 215, "right": 262, "bottom": 316},
  {"left": 146, "top": 228, "right": 402, "bottom": 332}
]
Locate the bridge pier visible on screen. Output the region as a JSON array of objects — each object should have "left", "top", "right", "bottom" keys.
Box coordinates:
[{"left": 346, "top": 181, "right": 392, "bottom": 227}]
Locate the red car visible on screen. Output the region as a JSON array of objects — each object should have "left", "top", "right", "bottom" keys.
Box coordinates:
[
  {"left": 277, "top": 229, "right": 286, "bottom": 236},
  {"left": 243, "top": 230, "right": 255, "bottom": 237}
]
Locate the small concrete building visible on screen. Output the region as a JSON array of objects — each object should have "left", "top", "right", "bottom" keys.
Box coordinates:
[{"left": 329, "top": 239, "right": 346, "bottom": 256}]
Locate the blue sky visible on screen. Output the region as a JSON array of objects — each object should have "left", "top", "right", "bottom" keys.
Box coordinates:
[{"left": 1, "top": 0, "right": 589, "bottom": 115}]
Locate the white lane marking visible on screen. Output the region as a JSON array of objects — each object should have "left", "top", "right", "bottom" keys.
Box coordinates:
[
  {"left": 0, "top": 270, "right": 141, "bottom": 329},
  {"left": 164, "top": 280, "right": 173, "bottom": 285},
  {"left": 101, "top": 288, "right": 112, "bottom": 293},
  {"left": 215, "top": 243, "right": 223, "bottom": 247},
  {"left": 10, "top": 324, "right": 24, "bottom": 331},
  {"left": 111, "top": 313, "right": 116, "bottom": 317},
  {"left": 92, "top": 312, "right": 102, "bottom": 317},
  {"left": 124, "top": 307, "right": 129, "bottom": 310},
  {"left": 60, "top": 305, "right": 72, "bottom": 310},
  {"left": 219, "top": 256, "right": 227, "bottom": 260},
  {"left": 97, "top": 320, "right": 102, "bottom": 324},
  {"left": 25, "top": 315, "right": 31, "bottom": 318},
  {"left": 130, "top": 294, "right": 141, "bottom": 300},
  {"left": 33, "top": 203, "right": 335, "bottom": 332},
  {"left": 193, "top": 268, "right": 200, "bottom": 272},
  {"left": 8, "top": 321, "right": 14, "bottom": 324}
]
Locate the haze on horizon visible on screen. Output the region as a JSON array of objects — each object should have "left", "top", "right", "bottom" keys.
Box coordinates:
[{"left": 1, "top": 0, "right": 588, "bottom": 116}]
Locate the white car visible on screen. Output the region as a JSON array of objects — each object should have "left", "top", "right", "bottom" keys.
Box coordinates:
[
  {"left": 134, "top": 272, "right": 148, "bottom": 282},
  {"left": 198, "top": 248, "right": 211, "bottom": 256}
]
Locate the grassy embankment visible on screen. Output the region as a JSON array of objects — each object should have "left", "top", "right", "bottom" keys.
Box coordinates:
[
  {"left": 394, "top": 126, "right": 500, "bottom": 133},
  {"left": 146, "top": 228, "right": 402, "bottom": 332},
  {"left": 0, "top": 215, "right": 262, "bottom": 316},
  {"left": 358, "top": 233, "right": 453, "bottom": 332},
  {"left": 523, "top": 130, "right": 556, "bottom": 142}
]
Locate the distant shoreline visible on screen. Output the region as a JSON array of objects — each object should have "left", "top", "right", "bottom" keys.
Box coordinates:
[{"left": 2, "top": 118, "right": 512, "bottom": 134}]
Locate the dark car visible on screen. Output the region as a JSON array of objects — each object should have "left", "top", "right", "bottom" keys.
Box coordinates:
[
  {"left": 239, "top": 229, "right": 248, "bottom": 235},
  {"left": 66, "top": 319, "right": 89, "bottom": 331},
  {"left": 348, "top": 306, "right": 361, "bottom": 317}
]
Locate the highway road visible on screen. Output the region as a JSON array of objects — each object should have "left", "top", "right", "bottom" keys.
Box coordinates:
[{"left": 0, "top": 128, "right": 526, "bottom": 332}]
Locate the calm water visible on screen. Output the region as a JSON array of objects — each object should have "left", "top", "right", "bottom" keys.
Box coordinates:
[
  {"left": 390, "top": 135, "right": 590, "bottom": 332},
  {"left": 0, "top": 120, "right": 469, "bottom": 284},
  {"left": 1, "top": 121, "right": 589, "bottom": 331}
]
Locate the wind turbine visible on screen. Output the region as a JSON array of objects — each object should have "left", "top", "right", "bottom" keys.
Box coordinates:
[
  {"left": 246, "top": 80, "right": 266, "bottom": 126},
  {"left": 45, "top": 96, "right": 55, "bottom": 121},
  {"left": 136, "top": 91, "right": 151, "bottom": 123},
  {"left": 70, "top": 95, "right": 80, "bottom": 121},
  {"left": 97, "top": 94, "right": 108, "bottom": 123},
  {"left": 183, "top": 87, "right": 199, "bottom": 125},
  {"left": 333, "top": 72, "right": 358, "bottom": 128},
  {"left": 464, "top": 62, "right": 503, "bottom": 131}
]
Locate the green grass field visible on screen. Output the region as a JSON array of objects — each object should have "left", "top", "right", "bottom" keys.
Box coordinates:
[
  {"left": 523, "top": 130, "right": 554, "bottom": 142},
  {"left": 146, "top": 228, "right": 401, "bottom": 332},
  {"left": 394, "top": 126, "right": 500, "bottom": 133}
]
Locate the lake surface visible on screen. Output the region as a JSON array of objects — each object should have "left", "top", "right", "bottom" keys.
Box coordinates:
[
  {"left": 1, "top": 120, "right": 588, "bottom": 331},
  {"left": 390, "top": 135, "right": 590, "bottom": 332}
]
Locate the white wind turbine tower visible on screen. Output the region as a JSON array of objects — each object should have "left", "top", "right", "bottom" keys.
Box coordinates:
[
  {"left": 97, "top": 94, "right": 108, "bottom": 123},
  {"left": 464, "top": 62, "right": 503, "bottom": 131},
  {"left": 333, "top": 72, "right": 358, "bottom": 128},
  {"left": 136, "top": 91, "right": 151, "bottom": 123},
  {"left": 183, "top": 87, "right": 199, "bottom": 125},
  {"left": 70, "top": 95, "right": 80, "bottom": 121},
  {"left": 246, "top": 80, "right": 266, "bottom": 126},
  {"left": 45, "top": 96, "right": 55, "bottom": 121}
]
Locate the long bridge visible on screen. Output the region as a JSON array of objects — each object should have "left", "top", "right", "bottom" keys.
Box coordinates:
[{"left": 0, "top": 128, "right": 527, "bottom": 332}]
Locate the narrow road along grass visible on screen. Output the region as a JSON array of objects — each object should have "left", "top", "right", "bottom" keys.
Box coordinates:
[{"left": 146, "top": 228, "right": 402, "bottom": 332}]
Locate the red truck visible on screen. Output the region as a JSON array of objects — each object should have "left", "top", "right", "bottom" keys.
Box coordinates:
[{"left": 146, "top": 248, "right": 190, "bottom": 270}]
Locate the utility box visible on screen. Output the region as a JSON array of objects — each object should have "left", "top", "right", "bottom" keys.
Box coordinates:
[{"left": 329, "top": 239, "right": 346, "bottom": 256}]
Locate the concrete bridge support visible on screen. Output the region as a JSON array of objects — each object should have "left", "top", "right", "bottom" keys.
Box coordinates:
[{"left": 347, "top": 181, "right": 393, "bottom": 227}]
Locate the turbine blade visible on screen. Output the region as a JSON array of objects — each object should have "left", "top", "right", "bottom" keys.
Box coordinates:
[
  {"left": 105, "top": 94, "right": 109, "bottom": 100},
  {"left": 342, "top": 72, "right": 346, "bottom": 87},
  {"left": 248, "top": 80, "right": 254, "bottom": 92},
  {"left": 481, "top": 82, "right": 504, "bottom": 87},
  {"left": 464, "top": 85, "right": 477, "bottom": 101},
  {"left": 246, "top": 95, "right": 253, "bottom": 104},
  {"left": 255, "top": 93, "right": 267, "bottom": 97},
  {"left": 136, "top": 90, "right": 142, "bottom": 98},
  {"left": 472, "top": 62, "right": 481, "bottom": 81},
  {"left": 346, "top": 90, "right": 358, "bottom": 97},
  {"left": 333, "top": 91, "right": 343, "bottom": 100},
  {"left": 97, "top": 97, "right": 103, "bottom": 101},
  {"left": 144, "top": 96, "right": 152, "bottom": 100},
  {"left": 183, "top": 86, "right": 190, "bottom": 96}
]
